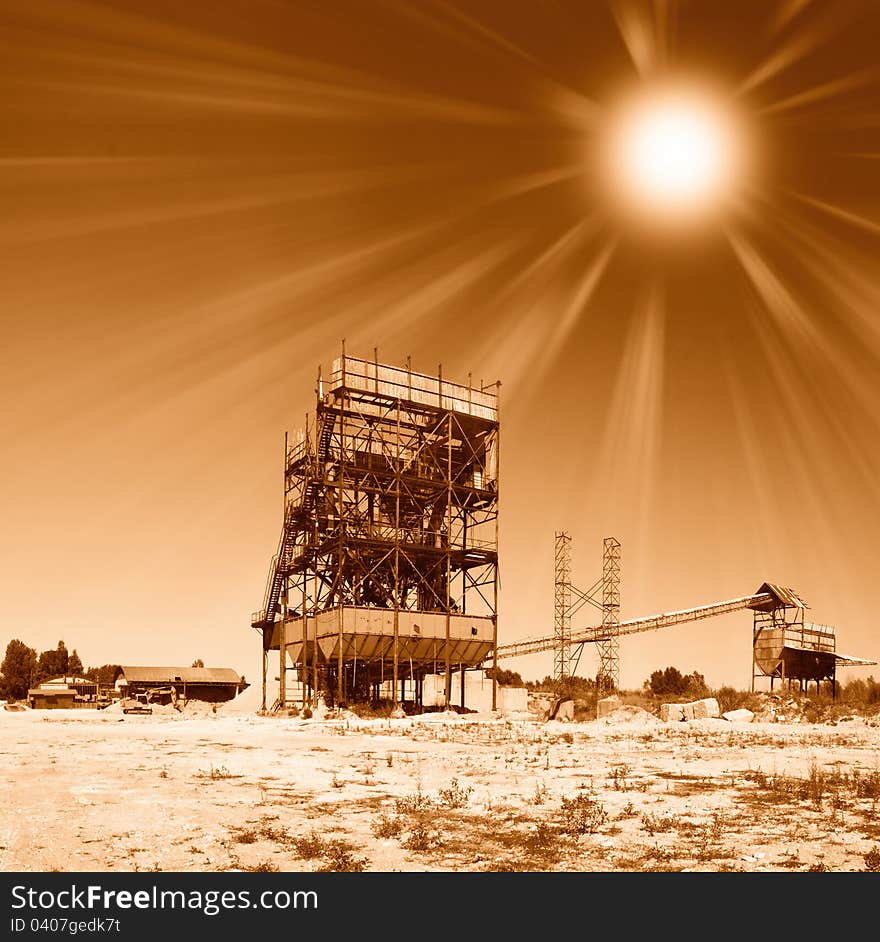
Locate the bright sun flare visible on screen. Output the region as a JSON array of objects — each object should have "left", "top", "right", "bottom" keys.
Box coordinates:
[{"left": 608, "top": 90, "right": 738, "bottom": 219}]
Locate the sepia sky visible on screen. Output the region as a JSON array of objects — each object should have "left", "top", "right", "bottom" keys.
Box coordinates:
[{"left": 2, "top": 0, "right": 879, "bottom": 691}]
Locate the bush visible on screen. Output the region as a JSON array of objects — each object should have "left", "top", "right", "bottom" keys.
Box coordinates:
[
  {"left": 232, "top": 829, "right": 258, "bottom": 844},
  {"left": 641, "top": 813, "right": 678, "bottom": 835},
  {"left": 292, "top": 831, "right": 326, "bottom": 859},
  {"left": 559, "top": 794, "right": 607, "bottom": 835},
  {"left": 715, "top": 686, "right": 744, "bottom": 713},
  {"left": 403, "top": 820, "right": 441, "bottom": 852},
  {"left": 395, "top": 787, "right": 434, "bottom": 814},
  {"left": 437, "top": 778, "right": 473, "bottom": 809},
  {"left": 485, "top": 668, "right": 524, "bottom": 686},
  {"left": 645, "top": 667, "right": 709, "bottom": 699},
  {"left": 841, "top": 676, "right": 880, "bottom": 709},
  {"left": 316, "top": 840, "right": 366, "bottom": 872},
  {"left": 371, "top": 814, "right": 403, "bottom": 839}
]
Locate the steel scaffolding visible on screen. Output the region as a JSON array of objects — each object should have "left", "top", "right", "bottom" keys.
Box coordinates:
[
  {"left": 253, "top": 348, "right": 500, "bottom": 711},
  {"left": 553, "top": 532, "right": 572, "bottom": 684},
  {"left": 597, "top": 537, "right": 621, "bottom": 694}
]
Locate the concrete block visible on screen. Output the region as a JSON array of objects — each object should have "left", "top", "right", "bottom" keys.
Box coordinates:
[
  {"left": 597, "top": 696, "right": 621, "bottom": 718},
  {"left": 553, "top": 699, "right": 575, "bottom": 722},
  {"left": 691, "top": 697, "right": 720, "bottom": 719},
  {"left": 722, "top": 708, "right": 755, "bottom": 723},
  {"left": 660, "top": 703, "right": 685, "bottom": 722}
]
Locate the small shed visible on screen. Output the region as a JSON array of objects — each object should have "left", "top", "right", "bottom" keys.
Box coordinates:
[
  {"left": 117, "top": 667, "right": 248, "bottom": 703},
  {"left": 28, "top": 687, "right": 76, "bottom": 710},
  {"left": 40, "top": 675, "right": 99, "bottom": 699}
]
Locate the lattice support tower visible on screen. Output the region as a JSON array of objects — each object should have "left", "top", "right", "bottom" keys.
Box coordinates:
[
  {"left": 553, "top": 532, "right": 572, "bottom": 684},
  {"left": 597, "top": 537, "right": 621, "bottom": 694}
]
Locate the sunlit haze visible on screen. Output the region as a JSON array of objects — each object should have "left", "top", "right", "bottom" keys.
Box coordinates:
[{"left": 2, "top": 1, "right": 880, "bottom": 695}]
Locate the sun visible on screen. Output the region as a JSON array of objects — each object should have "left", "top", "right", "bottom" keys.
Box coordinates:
[{"left": 603, "top": 85, "right": 743, "bottom": 223}]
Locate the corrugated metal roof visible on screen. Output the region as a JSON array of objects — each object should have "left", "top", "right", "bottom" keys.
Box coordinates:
[
  {"left": 42, "top": 676, "right": 94, "bottom": 686},
  {"left": 755, "top": 583, "right": 809, "bottom": 608},
  {"left": 834, "top": 652, "right": 877, "bottom": 666},
  {"left": 120, "top": 667, "right": 244, "bottom": 685}
]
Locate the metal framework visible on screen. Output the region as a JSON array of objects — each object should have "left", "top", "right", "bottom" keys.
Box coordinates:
[
  {"left": 549, "top": 534, "right": 620, "bottom": 689},
  {"left": 496, "top": 591, "right": 776, "bottom": 661},
  {"left": 253, "top": 349, "right": 499, "bottom": 711},
  {"left": 499, "top": 579, "right": 873, "bottom": 699},
  {"left": 553, "top": 532, "right": 572, "bottom": 684},
  {"left": 747, "top": 583, "right": 867, "bottom": 697},
  {"left": 597, "top": 537, "right": 621, "bottom": 694}
]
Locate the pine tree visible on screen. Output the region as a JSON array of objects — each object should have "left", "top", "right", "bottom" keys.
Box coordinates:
[{"left": 68, "top": 649, "right": 84, "bottom": 677}]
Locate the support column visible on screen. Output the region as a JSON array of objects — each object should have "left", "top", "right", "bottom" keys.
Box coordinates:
[
  {"left": 302, "top": 580, "right": 308, "bottom": 709},
  {"left": 553, "top": 532, "right": 572, "bottom": 687},
  {"left": 492, "top": 399, "right": 500, "bottom": 712},
  {"left": 312, "top": 561, "right": 319, "bottom": 702},
  {"left": 279, "top": 593, "right": 287, "bottom": 709},
  {"left": 598, "top": 537, "right": 621, "bottom": 695},
  {"left": 393, "top": 397, "right": 401, "bottom": 708},
  {"left": 444, "top": 397, "right": 452, "bottom": 707},
  {"left": 337, "top": 393, "right": 345, "bottom": 707}
]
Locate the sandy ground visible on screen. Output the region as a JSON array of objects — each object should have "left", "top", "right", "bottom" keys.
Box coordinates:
[{"left": 2, "top": 705, "right": 879, "bottom": 872}]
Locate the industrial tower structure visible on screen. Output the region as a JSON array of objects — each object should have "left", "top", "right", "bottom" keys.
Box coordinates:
[
  {"left": 551, "top": 532, "right": 621, "bottom": 691},
  {"left": 498, "top": 580, "right": 873, "bottom": 698},
  {"left": 252, "top": 350, "right": 499, "bottom": 711},
  {"left": 598, "top": 537, "right": 621, "bottom": 694},
  {"left": 553, "top": 532, "right": 572, "bottom": 684}
]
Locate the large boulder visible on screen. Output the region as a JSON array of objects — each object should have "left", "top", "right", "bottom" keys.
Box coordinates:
[
  {"left": 552, "top": 699, "right": 575, "bottom": 722},
  {"left": 597, "top": 695, "right": 621, "bottom": 718},
  {"left": 660, "top": 702, "right": 685, "bottom": 722},
  {"left": 691, "top": 698, "right": 721, "bottom": 719}
]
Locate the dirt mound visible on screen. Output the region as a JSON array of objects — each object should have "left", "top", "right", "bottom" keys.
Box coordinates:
[{"left": 218, "top": 682, "right": 264, "bottom": 715}]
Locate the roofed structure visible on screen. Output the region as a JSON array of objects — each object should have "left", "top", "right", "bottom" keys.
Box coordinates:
[
  {"left": 118, "top": 667, "right": 248, "bottom": 703},
  {"left": 120, "top": 667, "right": 245, "bottom": 685}
]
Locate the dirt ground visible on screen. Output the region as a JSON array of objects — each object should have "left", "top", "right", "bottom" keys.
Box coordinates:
[{"left": 2, "top": 705, "right": 879, "bottom": 872}]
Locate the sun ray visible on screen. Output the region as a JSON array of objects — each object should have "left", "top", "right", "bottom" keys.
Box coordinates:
[
  {"left": 727, "top": 230, "right": 880, "bottom": 481},
  {"left": 786, "top": 191, "right": 880, "bottom": 236},
  {"left": 471, "top": 214, "right": 606, "bottom": 389},
  {"left": 736, "top": 5, "right": 849, "bottom": 97},
  {"left": 586, "top": 281, "right": 665, "bottom": 588},
  {"left": 610, "top": 0, "right": 660, "bottom": 78},
  {"left": 768, "top": 0, "right": 815, "bottom": 36},
  {"left": 531, "top": 239, "right": 618, "bottom": 374},
  {"left": 758, "top": 67, "right": 880, "bottom": 115},
  {"left": 763, "top": 195, "right": 880, "bottom": 350}
]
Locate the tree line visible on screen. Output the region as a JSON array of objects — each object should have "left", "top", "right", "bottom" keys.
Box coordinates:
[{"left": 0, "top": 639, "right": 121, "bottom": 701}]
